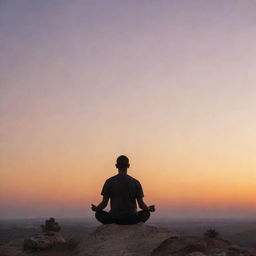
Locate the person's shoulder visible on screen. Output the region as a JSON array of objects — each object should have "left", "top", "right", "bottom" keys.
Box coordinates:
[
  {"left": 127, "top": 175, "right": 141, "bottom": 184},
  {"left": 105, "top": 174, "right": 119, "bottom": 183}
]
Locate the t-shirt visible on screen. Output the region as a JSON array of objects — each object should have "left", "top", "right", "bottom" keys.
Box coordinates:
[{"left": 101, "top": 173, "right": 144, "bottom": 217}]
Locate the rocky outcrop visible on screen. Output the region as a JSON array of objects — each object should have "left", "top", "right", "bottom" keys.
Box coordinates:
[
  {"left": 76, "top": 224, "right": 255, "bottom": 256},
  {"left": 0, "top": 239, "right": 28, "bottom": 256},
  {"left": 0, "top": 224, "right": 255, "bottom": 256},
  {"left": 0, "top": 238, "right": 75, "bottom": 256},
  {"left": 0, "top": 233, "right": 71, "bottom": 256},
  {"left": 187, "top": 253, "right": 207, "bottom": 256},
  {"left": 23, "top": 232, "right": 66, "bottom": 250},
  {"left": 76, "top": 223, "right": 175, "bottom": 256},
  {"left": 151, "top": 235, "right": 254, "bottom": 256}
]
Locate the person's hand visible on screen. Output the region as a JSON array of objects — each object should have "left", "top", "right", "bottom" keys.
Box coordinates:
[
  {"left": 91, "top": 204, "right": 98, "bottom": 212},
  {"left": 148, "top": 205, "right": 155, "bottom": 212}
]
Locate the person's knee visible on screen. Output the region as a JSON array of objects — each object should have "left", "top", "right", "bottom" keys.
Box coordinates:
[
  {"left": 95, "top": 210, "right": 105, "bottom": 222},
  {"left": 95, "top": 211, "right": 113, "bottom": 224},
  {"left": 95, "top": 211, "right": 101, "bottom": 223},
  {"left": 139, "top": 210, "right": 150, "bottom": 223},
  {"left": 144, "top": 211, "right": 150, "bottom": 220}
]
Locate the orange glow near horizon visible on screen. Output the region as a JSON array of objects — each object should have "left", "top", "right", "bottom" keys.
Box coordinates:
[{"left": 1, "top": 146, "right": 256, "bottom": 216}]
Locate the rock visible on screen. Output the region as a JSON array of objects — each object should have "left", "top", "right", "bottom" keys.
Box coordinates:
[
  {"left": 24, "top": 234, "right": 52, "bottom": 250},
  {"left": 23, "top": 232, "right": 66, "bottom": 250},
  {"left": 204, "top": 238, "right": 232, "bottom": 256},
  {"left": 52, "top": 231, "right": 66, "bottom": 243},
  {"left": 208, "top": 251, "right": 226, "bottom": 256},
  {"left": 187, "top": 252, "right": 207, "bottom": 256},
  {"left": 246, "top": 248, "right": 256, "bottom": 256},
  {"left": 209, "top": 253, "right": 226, "bottom": 256},
  {"left": 0, "top": 236, "right": 75, "bottom": 256},
  {"left": 75, "top": 223, "right": 174, "bottom": 256},
  {"left": 226, "top": 246, "right": 241, "bottom": 256},
  {"left": 0, "top": 240, "right": 28, "bottom": 256},
  {"left": 152, "top": 236, "right": 207, "bottom": 256},
  {"left": 152, "top": 236, "right": 244, "bottom": 256},
  {"left": 206, "top": 238, "right": 232, "bottom": 251}
]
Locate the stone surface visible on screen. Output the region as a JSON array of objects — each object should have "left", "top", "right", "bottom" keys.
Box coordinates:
[
  {"left": 151, "top": 236, "right": 250, "bottom": 256},
  {"left": 23, "top": 232, "right": 66, "bottom": 250},
  {"left": 208, "top": 251, "right": 226, "bottom": 256},
  {"left": 187, "top": 252, "right": 207, "bottom": 256},
  {"left": 152, "top": 236, "right": 208, "bottom": 256},
  {"left": 24, "top": 234, "right": 52, "bottom": 250},
  {"left": 76, "top": 223, "right": 174, "bottom": 256},
  {"left": 206, "top": 238, "right": 232, "bottom": 252},
  {"left": 0, "top": 238, "right": 75, "bottom": 256},
  {"left": 0, "top": 239, "right": 28, "bottom": 256}
]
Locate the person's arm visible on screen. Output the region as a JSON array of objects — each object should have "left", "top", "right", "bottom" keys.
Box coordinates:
[
  {"left": 136, "top": 181, "right": 155, "bottom": 212},
  {"left": 91, "top": 179, "right": 110, "bottom": 212},
  {"left": 137, "top": 197, "right": 155, "bottom": 212},
  {"left": 91, "top": 196, "right": 109, "bottom": 212}
]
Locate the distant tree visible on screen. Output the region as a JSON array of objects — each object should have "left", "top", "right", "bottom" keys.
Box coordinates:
[
  {"left": 41, "top": 217, "right": 61, "bottom": 235},
  {"left": 204, "top": 229, "right": 219, "bottom": 238}
]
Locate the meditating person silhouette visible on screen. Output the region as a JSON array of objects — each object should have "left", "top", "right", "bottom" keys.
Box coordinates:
[{"left": 91, "top": 155, "right": 155, "bottom": 224}]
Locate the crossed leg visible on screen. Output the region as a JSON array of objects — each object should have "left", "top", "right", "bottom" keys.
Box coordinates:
[
  {"left": 95, "top": 210, "right": 114, "bottom": 224},
  {"left": 95, "top": 210, "right": 150, "bottom": 225}
]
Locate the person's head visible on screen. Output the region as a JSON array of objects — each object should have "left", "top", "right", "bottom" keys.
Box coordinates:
[{"left": 115, "top": 155, "right": 130, "bottom": 172}]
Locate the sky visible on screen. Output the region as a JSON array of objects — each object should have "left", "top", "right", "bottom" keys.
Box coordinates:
[{"left": 0, "top": 0, "right": 256, "bottom": 219}]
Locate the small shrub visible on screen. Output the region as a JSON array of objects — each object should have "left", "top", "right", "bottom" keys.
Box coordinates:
[
  {"left": 41, "top": 217, "right": 61, "bottom": 235},
  {"left": 204, "top": 229, "right": 219, "bottom": 238}
]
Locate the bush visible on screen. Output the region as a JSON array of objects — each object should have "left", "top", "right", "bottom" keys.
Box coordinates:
[
  {"left": 41, "top": 217, "right": 61, "bottom": 235},
  {"left": 204, "top": 229, "right": 219, "bottom": 238}
]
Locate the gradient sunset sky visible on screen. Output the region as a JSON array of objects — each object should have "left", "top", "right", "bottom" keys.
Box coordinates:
[{"left": 1, "top": 0, "right": 256, "bottom": 219}]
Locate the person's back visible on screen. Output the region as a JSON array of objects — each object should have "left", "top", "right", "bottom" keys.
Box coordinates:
[
  {"left": 102, "top": 173, "right": 143, "bottom": 219},
  {"left": 91, "top": 155, "right": 155, "bottom": 225}
]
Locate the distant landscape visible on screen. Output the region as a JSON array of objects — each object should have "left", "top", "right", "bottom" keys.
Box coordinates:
[{"left": 1, "top": 218, "right": 256, "bottom": 248}]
